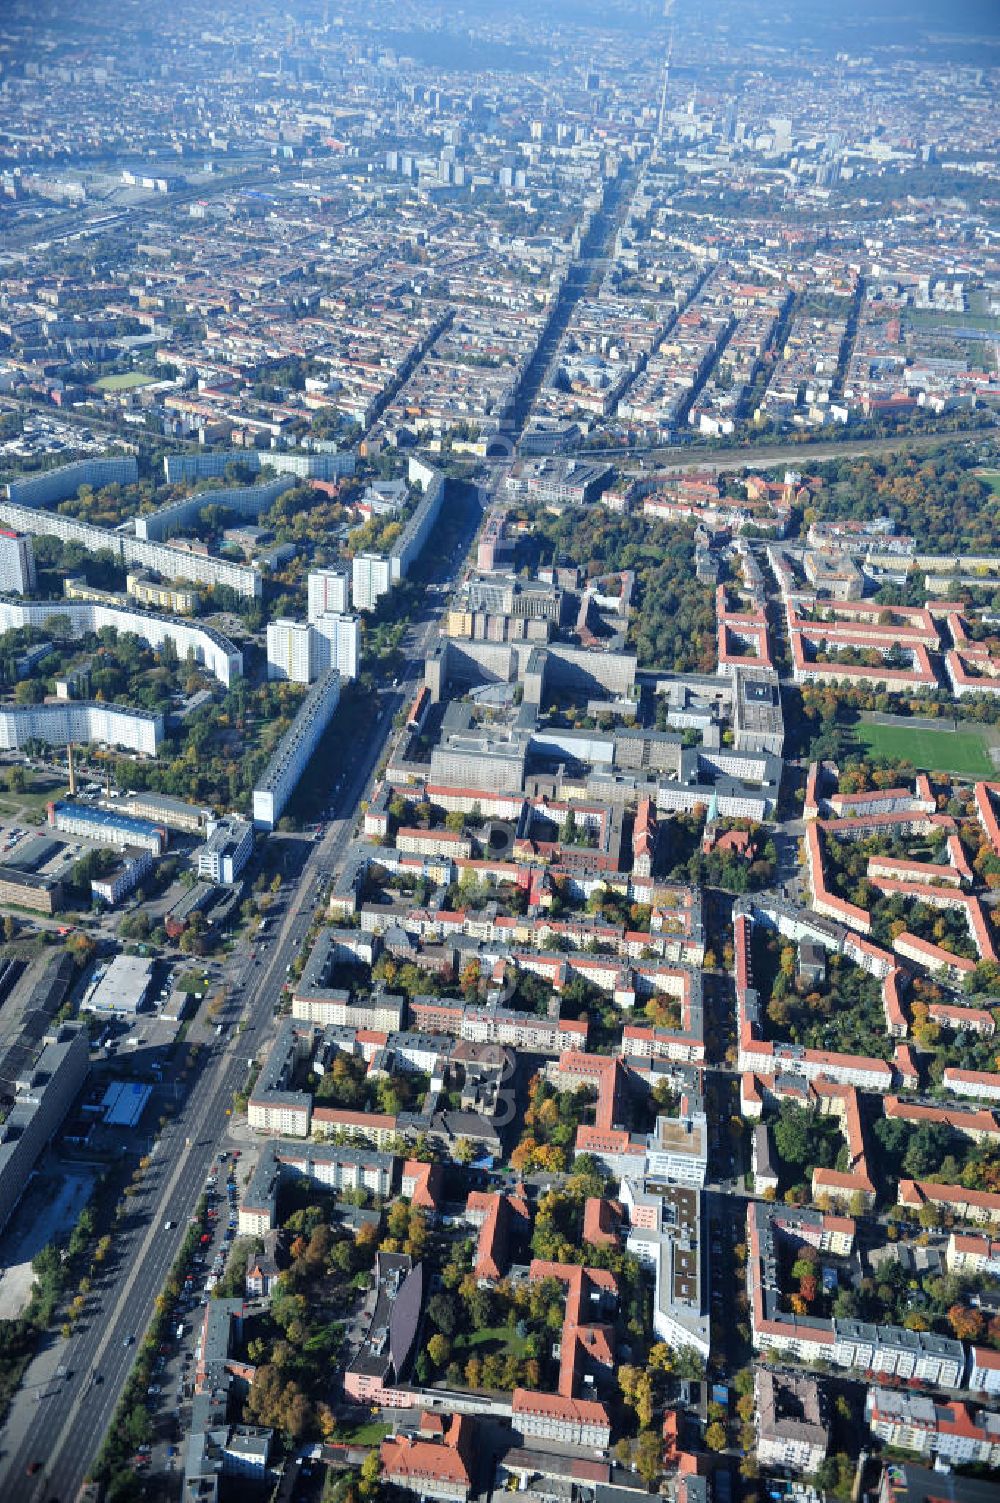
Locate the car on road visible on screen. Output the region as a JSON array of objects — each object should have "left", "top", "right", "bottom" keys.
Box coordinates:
[
  {"left": 27, "top": 1461, "right": 41, "bottom": 1475},
  {"left": 124, "top": 1334, "right": 135, "bottom": 1346}
]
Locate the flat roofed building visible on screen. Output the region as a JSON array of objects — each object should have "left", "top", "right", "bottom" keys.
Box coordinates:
[
  {"left": 0, "top": 864, "right": 62, "bottom": 914},
  {"left": 0, "top": 701, "right": 162, "bottom": 757},
  {"left": 49, "top": 799, "right": 167, "bottom": 855},
  {"left": 266, "top": 618, "right": 313, "bottom": 684},
  {"left": 308, "top": 566, "right": 350, "bottom": 621},
  {"left": 0, "top": 529, "right": 35, "bottom": 594},
  {"left": 196, "top": 816, "right": 254, "bottom": 885},
  {"left": 733, "top": 666, "right": 785, "bottom": 756},
  {"left": 352, "top": 551, "right": 392, "bottom": 611},
  {"left": 81, "top": 953, "right": 155, "bottom": 1017},
  {"left": 90, "top": 847, "right": 153, "bottom": 907},
  {"left": 0, "top": 1023, "right": 88, "bottom": 1234},
  {"left": 312, "top": 611, "right": 360, "bottom": 681},
  {"left": 252, "top": 668, "right": 341, "bottom": 830}
]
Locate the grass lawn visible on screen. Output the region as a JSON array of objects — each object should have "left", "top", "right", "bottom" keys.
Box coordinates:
[
  {"left": 454, "top": 1324, "right": 530, "bottom": 1358},
  {"left": 976, "top": 469, "right": 1000, "bottom": 496},
  {"left": 95, "top": 372, "right": 155, "bottom": 391},
  {"left": 335, "top": 1421, "right": 390, "bottom": 1445},
  {"left": 0, "top": 784, "right": 69, "bottom": 820},
  {"left": 903, "top": 309, "right": 1000, "bottom": 334},
  {"left": 853, "top": 719, "right": 993, "bottom": 778}
]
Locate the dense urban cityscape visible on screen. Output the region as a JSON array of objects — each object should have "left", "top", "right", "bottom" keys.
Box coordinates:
[{"left": 0, "top": 3, "right": 998, "bottom": 1503}]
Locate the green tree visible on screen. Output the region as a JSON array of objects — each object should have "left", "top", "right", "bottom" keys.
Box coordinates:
[
  {"left": 359, "top": 1452, "right": 382, "bottom": 1498},
  {"left": 427, "top": 1333, "right": 451, "bottom": 1367}
]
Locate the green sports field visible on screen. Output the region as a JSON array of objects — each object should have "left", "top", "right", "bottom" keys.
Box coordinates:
[
  {"left": 95, "top": 371, "right": 155, "bottom": 391},
  {"left": 853, "top": 719, "right": 993, "bottom": 778}
]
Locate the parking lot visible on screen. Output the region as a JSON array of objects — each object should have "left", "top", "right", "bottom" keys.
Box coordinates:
[{"left": 128, "top": 1152, "right": 245, "bottom": 1484}]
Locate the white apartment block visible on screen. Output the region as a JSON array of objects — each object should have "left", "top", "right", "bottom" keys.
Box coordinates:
[
  {"left": 0, "top": 701, "right": 162, "bottom": 756},
  {"left": 312, "top": 612, "right": 360, "bottom": 681},
  {"left": 0, "top": 597, "right": 242, "bottom": 686},
  {"left": 5, "top": 454, "right": 137, "bottom": 507},
  {"left": 238, "top": 1139, "right": 392, "bottom": 1236},
  {"left": 352, "top": 552, "right": 392, "bottom": 612},
  {"left": 866, "top": 1389, "right": 1000, "bottom": 1469},
  {"left": 252, "top": 668, "right": 341, "bottom": 829},
  {"left": 308, "top": 567, "right": 350, "bottom": 621},
  {"left": 163, "top": 449, "right": 355, "bottom": 485},
  {"left": 0, "top": 528, "right": 36, "bottom": 594},
  {"left": 0, "top": 498, "right": 262, "bottom": 599},
  {"left": 644, "top": 1112, "right": 709, "bottom": 1189},
  {"left": 91, "top": 848, "right": 153, "bottom": 906},
  {"left": 247, "top": 1095, "right": 311, "bottom": 1136},
  {"left": 196, "top": 817, "right": 254, "bottom": 884},
  {"left": 292, "top": 992, "right": 405, "bottom": 1032},
  {"left": 831, "top": 1324, "right": 965, "bottom": 1387},
  {"left": 266, "top": 619, "right": 314, "bottom": 684},
  {"left": 968, "top": 1345, "right": 1000, "bottom": 1396}
]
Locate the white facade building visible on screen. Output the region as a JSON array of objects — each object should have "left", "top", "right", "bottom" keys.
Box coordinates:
[
  {"left": 5, "top": 454, "right": 137, "bottom": 507},
  {"left": 266, "top": 619, "right": 314, "bottom": 684},
  {"left": 308, "top": 568, "right": 350, "bottom": 621},
  {"left": 196, "top": 817, "right": 254, "bottom": 884},
  {"left": 0, "top": 597, "right": 242, "bottom": 686},
  {"left": 352, "top": 552, "right": 392, "bottom": 612},
  {"left": 0, "top": 529, "right": 36, "bottom": 594},
  {"left": 91, "top": 848, "right": 154, "bottom": 907},
  {"left": 312, "top": 612, "right": 360, "bottom": 681},
  {"left": 252, "top": 668, "right": 341, "bottom": 829},
  {"left": 0, "top": 701, "right": 162, "bottom": 755}
]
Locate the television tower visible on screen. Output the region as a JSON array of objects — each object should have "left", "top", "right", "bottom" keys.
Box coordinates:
[{"left": 656, "top": 27, "right": 674, "bottom": 158}]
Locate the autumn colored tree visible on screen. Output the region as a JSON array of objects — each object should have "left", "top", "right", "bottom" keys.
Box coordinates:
[{"left": 948, "top": 1304, "right": 984, "bottom": 1342}]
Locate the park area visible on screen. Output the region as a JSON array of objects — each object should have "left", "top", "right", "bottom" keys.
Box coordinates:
[{"left": 852, "top": 717, "right": 994, "bottom": 778}]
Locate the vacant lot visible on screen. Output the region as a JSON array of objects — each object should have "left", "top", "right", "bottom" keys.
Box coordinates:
[
  {"left": 854, "top": 718, "right": 993, "bottom": 777},
  {"left": 0, "top": 1170, "right": 95, "bottom": 1319}
]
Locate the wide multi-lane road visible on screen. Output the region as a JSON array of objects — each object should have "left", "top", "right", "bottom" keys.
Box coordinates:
[{"left": 2, "top": 535, "right": 467, "bottom": 1503}]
